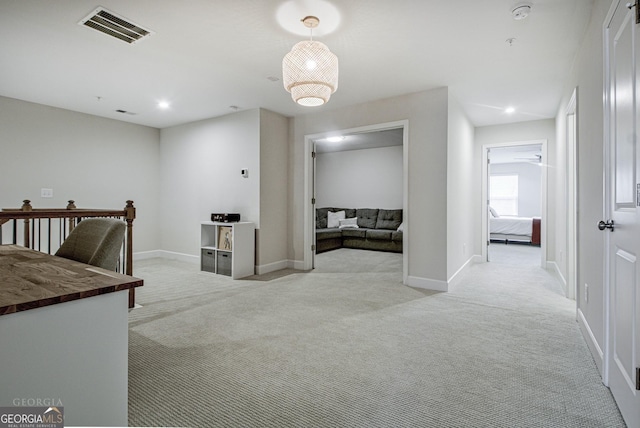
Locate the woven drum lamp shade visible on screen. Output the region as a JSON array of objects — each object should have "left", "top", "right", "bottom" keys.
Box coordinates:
[{"left": 282, "top": 17, "right": 338, "bottom": 106}]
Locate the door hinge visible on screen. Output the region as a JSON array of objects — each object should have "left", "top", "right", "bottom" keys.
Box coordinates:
[
  {"left": 312, "top": 198, "right": 316, "bottom": 205},
  {"left": 311, "top": 244, "right": 316, "bottom": 251},
  {"left": 629, "top": 1, "right": 640, "bottom": 24},
  {"left": 312, "top": 151, "right": 316, "bottom": 159},
  {"left": 636, "top": 367, "right": 640, "bottom": 391}
]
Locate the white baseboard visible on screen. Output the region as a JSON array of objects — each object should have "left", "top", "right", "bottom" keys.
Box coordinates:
[
  {"left": 133, "top": 250, "right": 163, "bottom": 261},
  {"left": 135, "top": 250, "right": 199, "bottom": 264},
  {"left": 447, "top": 255, "right": 475, "bottom": 288},
  {"left": 546, "top": 260, "right": 567, "bottom": 289},
  {"left": 472, "top": 254, "right": 483, "bottom": 264},
  {"left": 577, "top": 308, "right": 604, "bottom": 377},
  {"left": 290, "top": 259, "right": 306, "bottom": 271},
  {"left": 406, "top": 276, "right": 448, "bottom": 292},
  {"left": 139, "top": 252, "right": 304, "bottom": 275},
  {"left": 255, "top": 260, "right": 290, "bottom": 275}
]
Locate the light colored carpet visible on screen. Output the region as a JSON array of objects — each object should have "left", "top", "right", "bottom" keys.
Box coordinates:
[
  {"left": 128, "top": 249, "right": 624, "bottom": 427},
  {"left": 489, "top": 242, "right": 541, "bottom": 266}
]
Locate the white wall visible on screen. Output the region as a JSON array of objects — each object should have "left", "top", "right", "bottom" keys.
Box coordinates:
[
  {"left": 258, "top": 109, "right": 289, "bottom": 272},
  {"left": 159, "top": 109, "right": 261, "bottom": 260},
  {"left": 474, "top": 119, "right": 556, "bottom": 258},
  {"left": 0, "top": 96, "right": 161, "bottom": 257},
  {"left": 290, "top": 88, "right": 451, "bottom": 289},
  {"left": 556, "top": 0, "right": 610, "bottom": 373},
  {"left": 446, "top": 93, "right": 476, "bottom": 281},
  {"left": 490, "top": 162, "right": 542, "bottom": 217},
  {"left": 316, "top": 146, "right": 403, "bottom": 209}
]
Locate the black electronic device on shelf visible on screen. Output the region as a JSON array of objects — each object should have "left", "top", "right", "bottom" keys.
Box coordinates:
[{"left": 211, "top": 213, "right": 240, "bottom": 223}]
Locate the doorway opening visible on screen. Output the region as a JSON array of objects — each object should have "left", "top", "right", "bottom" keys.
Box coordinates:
[
  {"left": 303, "top": 120, "right": 409, "bottom": 282},
  {"left": 482, "top": 140, "right": 547, "bottom": 268}
]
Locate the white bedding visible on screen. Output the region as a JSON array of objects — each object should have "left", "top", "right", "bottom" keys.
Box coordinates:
[{"left": 490, "top": 216, "right": 533, "bottom": 236}]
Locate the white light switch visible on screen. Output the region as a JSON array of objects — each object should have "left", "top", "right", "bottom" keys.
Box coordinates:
[{"left": 41, "top": 188, "right": 53, "bottom": 198}]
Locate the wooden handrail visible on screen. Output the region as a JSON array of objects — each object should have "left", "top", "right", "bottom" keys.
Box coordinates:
[
  {"left": 0, "top": 200, "right": 133, "bottom": 220},
  {"left": 0, "top": 200, "right": 137, "bottom": 308}
]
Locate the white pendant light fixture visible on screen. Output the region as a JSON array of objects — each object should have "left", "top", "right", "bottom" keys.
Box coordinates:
[{"left": 283, "top": 16, "right": 338, "bottom": 107}]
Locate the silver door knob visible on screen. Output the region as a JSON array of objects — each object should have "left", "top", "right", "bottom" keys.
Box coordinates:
[{"left": 598, "top": 220, "right": 615, "bottom": 231}]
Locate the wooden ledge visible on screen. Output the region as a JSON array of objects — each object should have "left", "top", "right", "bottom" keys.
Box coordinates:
[{"left": 0, "top": 245, "right": 143, "bottom": 316}]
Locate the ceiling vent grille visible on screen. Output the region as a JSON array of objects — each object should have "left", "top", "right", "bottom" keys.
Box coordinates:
[{"left": 79, "top": 7, "right": 153, "bottom": 44}]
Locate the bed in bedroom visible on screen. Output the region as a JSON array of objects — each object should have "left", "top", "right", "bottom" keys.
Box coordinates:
[{"left": 489, "top": 209, "right": 541, "bottom": 246}]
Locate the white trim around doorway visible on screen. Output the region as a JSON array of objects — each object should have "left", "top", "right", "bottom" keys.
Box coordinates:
[
  {"left": 303, "top": 120, "right": 409, "bottom": 284},
  {"left": 481, "top": 139, "right": 548, "bottom": 269}
]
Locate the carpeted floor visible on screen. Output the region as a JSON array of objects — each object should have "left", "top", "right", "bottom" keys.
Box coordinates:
[
  {"left": 489, "top": 242, "right": 541, "bottom": 266},
  {"left": 127, "top": 249, "right": 625, "bottom": 427}
]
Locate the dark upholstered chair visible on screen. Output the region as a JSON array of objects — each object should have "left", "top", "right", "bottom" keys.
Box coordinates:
[{"left": 55, "top": 218, "right": 126, "bottom": 271}]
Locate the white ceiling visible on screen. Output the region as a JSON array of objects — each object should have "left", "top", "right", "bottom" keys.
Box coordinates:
[{"left": 0, "top": 0, "right": 593, "bottom": 129}]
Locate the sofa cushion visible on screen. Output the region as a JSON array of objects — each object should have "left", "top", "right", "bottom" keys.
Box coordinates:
[
  {"left": 334, "top": 208, "right": 356, "bottom": 219},
  {"left": 341, "top": 228, "right": 366, "bottom": 238},
  {"left": 375, "top": 209, "right": 403, "bottom": 230},
  {"left": 356, "top": 208, "right": 379, "bottom": 229},
  {"left": 391, "top": 231, "right": 403, "bottom": 242},
  {"left": 316, "top": 207, "right": 334, "bottom": 229},
  {"left": 316, "top": 228, "right": 342, "bottom": 240},
  {"left": 367, "top": 229, "right": 392, "bottom": 240}
]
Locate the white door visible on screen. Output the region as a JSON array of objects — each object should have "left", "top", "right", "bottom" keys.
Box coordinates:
[{"left": 605, "top": 2, "right": 640, "bottom": 425}]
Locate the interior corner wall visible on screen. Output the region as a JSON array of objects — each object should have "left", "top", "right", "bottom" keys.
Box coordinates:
[
  {"left": 473, "top": 119, "right": 556, "bottom": 258},
  {"left": 258, "top": 109, "right": 289, "bottom": 271},
  {"left": 290, "top": 88, "right": 450, "bottom": 286},
  {"left": 0, "top": 96, "right": 161, "bottom": 256},
  {"left": 315, "top": 146, "right": 403, "bottom": 209},
  {"left": 447, "top": 93, "right": 475, "bottom": 281},
  {"left": 159, "top": 109, "right": 260, "bottom": 260},
  {"left": 556, "top": 0, "right": 610, "bottom": 373}
]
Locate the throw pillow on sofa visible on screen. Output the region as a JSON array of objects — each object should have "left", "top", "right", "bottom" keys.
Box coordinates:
[
  {"left": 327, "top": 210, "right": 346, "bottom": 228},
  {"left": 339, "top": 217, "right": 359, "bottom": 229}
]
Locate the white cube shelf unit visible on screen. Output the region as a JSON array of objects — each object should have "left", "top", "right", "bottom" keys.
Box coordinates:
[{"left": 200, "top": 221, "right": 255, "bottom": 279}]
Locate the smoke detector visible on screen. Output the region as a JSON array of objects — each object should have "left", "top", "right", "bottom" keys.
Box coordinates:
[{"left": 512, "top": 2, "right": 532, "bottom": 20}]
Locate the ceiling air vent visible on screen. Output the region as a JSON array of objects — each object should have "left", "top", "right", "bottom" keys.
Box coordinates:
[{"left": 79, "top": 7, "right": 153, "bottom": 44}]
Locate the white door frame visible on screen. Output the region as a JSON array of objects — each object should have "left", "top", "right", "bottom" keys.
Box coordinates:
[
  {"left": 566, "top": 89, "right": 578, "bottom": 301},
  {"left": 303, "top": 120, "right": 409, "bottom": 283},
  {"left": 481, "top": 139, "right": 548, "bottom": 269}
]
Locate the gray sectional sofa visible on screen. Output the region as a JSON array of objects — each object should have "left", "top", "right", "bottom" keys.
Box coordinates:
[{"left": 315, "top": 207, "right": 403, "bottom": 254}]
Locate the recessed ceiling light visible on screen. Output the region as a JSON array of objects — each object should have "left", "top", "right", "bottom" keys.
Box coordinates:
[
  {"left": 158, "top": 101, "right": 170, "bottom": 109},
  {"left": 505, "top": 106, "right": 516, "bottom": 114},
  {"left": 326, "top": 136, "right": 345, "bottom": 143}
]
